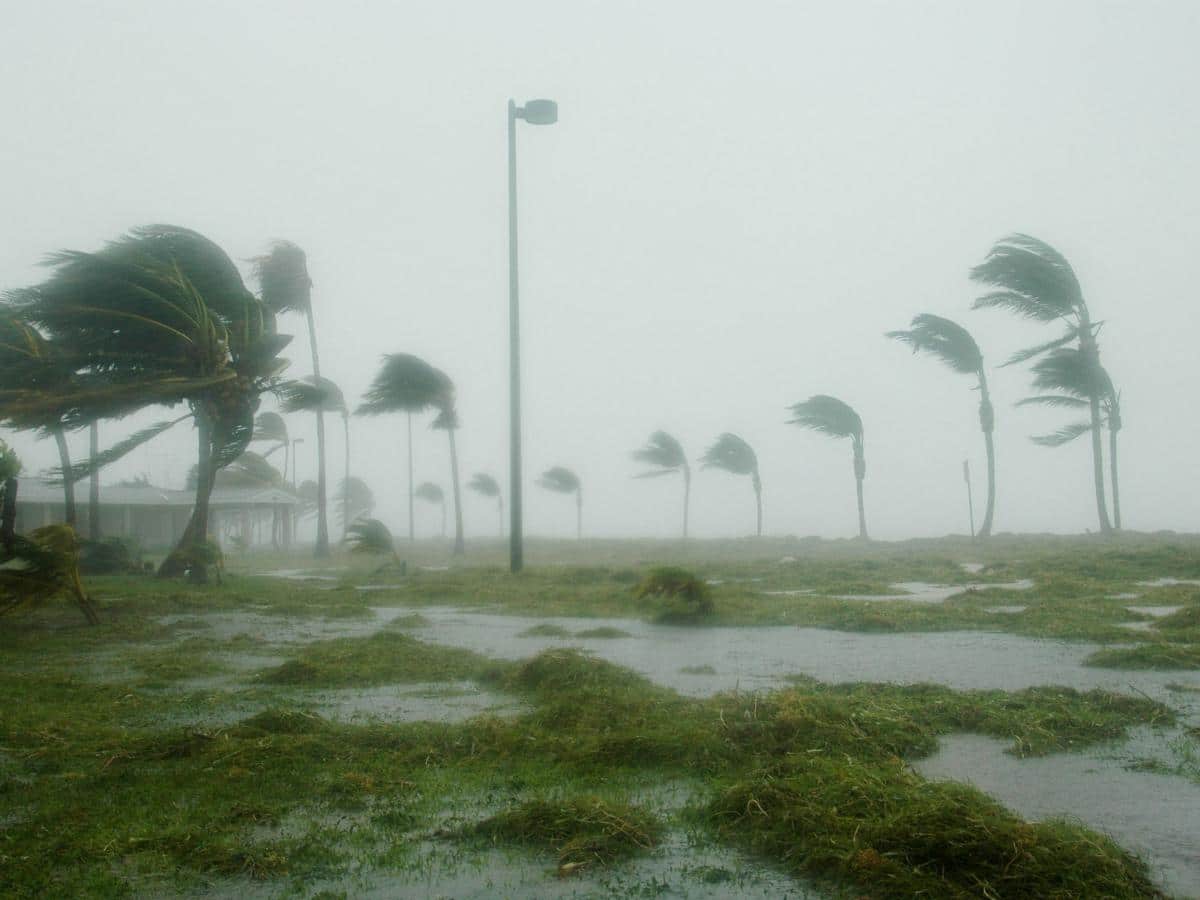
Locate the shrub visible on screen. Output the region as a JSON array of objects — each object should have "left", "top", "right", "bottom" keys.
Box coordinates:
[{"left": 633, "top": 566, "right": 713, "bottom": 621}]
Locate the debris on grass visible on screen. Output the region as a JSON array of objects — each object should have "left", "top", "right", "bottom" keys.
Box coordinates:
[{"left": 633, "top": 566, "right": 713, "bottom": 622}]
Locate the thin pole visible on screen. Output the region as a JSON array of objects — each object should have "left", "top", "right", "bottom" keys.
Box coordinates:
[
  {"left": 508, "top": 99, "right": 523, "bottom": 573},
  {"left": 407, "top": 412, "right": 415, "bottom": 542},
  {"left": 963, "top": 459, "right": 976, "bottom": 539}
]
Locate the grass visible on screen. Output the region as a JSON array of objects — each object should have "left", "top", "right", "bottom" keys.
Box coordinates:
[
  {"left": 1, "top": 535, "right": 1197, "bottom": 897},
  {"left": 1085, "top": 643, "right": 1200, "bottom": 670}
]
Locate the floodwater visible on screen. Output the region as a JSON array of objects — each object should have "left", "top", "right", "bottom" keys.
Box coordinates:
[
  {"left": 763, "top": 579, "right": 1033, "bottom": 603},
  {"left": 915, "top": 732, "right": 1200, "bottom": 898}
]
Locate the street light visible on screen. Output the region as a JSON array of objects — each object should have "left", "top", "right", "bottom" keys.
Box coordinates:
[{"left": 508, "top": 97, "right": 558, "bottom": 574}]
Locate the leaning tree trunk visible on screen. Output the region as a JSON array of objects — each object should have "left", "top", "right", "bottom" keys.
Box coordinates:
[
  {"left": 88, "top": 421, "right": 101, "bottom": 541},
  {"left": 406, "top": 413, "right": 415, "bottom": 543},
  {"left": 52, "top": 427, "right": 77, "bottom": 527},
  {"left": 752, "top": 471, "right": 763, "bottom": 537},
  {"left": 575, "top": 489, "right": 582, "bottom": 540},
  {"left": 1109, "top": 424, "right": 1121, "bottom": 531},
  {"left": 1079, "top": 326, "right": 1112, "bottom": 534},
  {"left": 853, "top": 445, "right": 868, "bottom": 540},
  {"left": 159, "top": 413, "right": 218, "bottom": 582},
  {"left": 1, "top": 476, "right": 17, "bottom": 554},
  {"left": 978, "top": 374, "right": 996, "bottom": 538},
  {"left": 306, "top": 306, "right": 330, "bottom": 557},
  {"left": 447, "top": 428, "right": 465, "bottom": 556},
  {"left": 682, "top": 465, "right": 691, "bottom": 540}
]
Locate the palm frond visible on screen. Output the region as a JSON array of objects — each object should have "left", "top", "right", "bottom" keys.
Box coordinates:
[
  {"left": 468, "top": 473, "right": 500, "bottom": 498},
  {"left": 252, "top": 411, "right": 289, "bottom": 445},
  {"left": 1001, "top": 329, "right": 1078, "bottom": 366},
  {"left": 1028, "top": 348, "right": 1111, "bottom": 399},
  {"left": 885, "top": 314, "right": 982, "bottom": 375},
  {"left": 45, "top": 414, "right": 191, "bottom": 485},
  {"left": 415, "top": 481, "right": 444, "bottom": 503},
  {"left": 1031, "top": 422, "right": 1093, "bottom": 447},
  {"left": 632, "top": 430, "right": 687, "bottom": 475},
  {"left": 345, "top": 518, "right": 395, "bottom": 556},
  {"left": 278, "top": 376, "right": 346, "bottom": 414},
  {"left": 786, "top": 395, "right": 863, "bottom": 442},
  {"left": 700, "top": 433, "right": 758, "bottom": 476},
  {"left": 538, "top": 466, "right": 580, "bottom": 495},
  {"left": 969, "top": 233, "right": 1083, "bottom": 321},
  {"left": 356, "top": 354, "right": 453, "bottom": 416},
  {"left": 1015, "top": 394, "right": 1090, "bottom": 410},
  {"left": 250, "top": 241, "right": 312, "bottom": 314}
]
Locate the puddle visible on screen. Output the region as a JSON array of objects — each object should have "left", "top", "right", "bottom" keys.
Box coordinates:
[
  {"left": 983, "top": 605, "right": 1027, "bottom": 615},
  {"left": 915, "top": 733, "right": 1200, "bottom": 898},
  {"left": 1137, "top": 578, "right": 1200, "bottom": 588},
  {"left": 1125, "top": 606, "right": 1183, "bottom": 618},
  {"left": 831, "top": 580, "right": 1034, "bottom": 604},
  {"left": 761, "top": 589, "right": 815, "bottom": 596},
  {"left": 1108, "top": 592, "right": 1141, "bottom": 600},
  {"left": 303, "top": 682, "right": 526, "bottom": 724},
  {"left": 257, "top": 568, "right": 344, "bottom": 582}
]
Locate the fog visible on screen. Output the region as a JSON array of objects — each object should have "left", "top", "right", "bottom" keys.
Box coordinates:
[{"left": 3, "top": 0, "right": 1198, "bottom": 541}]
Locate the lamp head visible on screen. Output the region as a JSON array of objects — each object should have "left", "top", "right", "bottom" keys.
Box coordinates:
[{"left": 519, "top": 99, "right": 558, "bottom": 125}]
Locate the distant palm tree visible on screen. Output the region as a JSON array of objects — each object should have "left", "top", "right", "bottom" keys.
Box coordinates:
[
  {"left": 337, "top": 476, "right": 375, "bottom": 529},
  {"left": 415, "top": 481, "right": 446, "bottom": 537},
  {"left": 252, "top": 411, "right": 290, "bottom": 475},
  {"left": 1016, "top": 347, "right": 1123, "bottom": 529},
  {"left": 632, "top": 431, "right": 691, "bottom": 539},
  {"left": 538, "top": 466, "right": 582, "bottom": 539},
  {"left": 279, "top": 376, "right": 349, "bottom": 538},
  {"left": 700, "top": 433, "right": 762, "bottom": 537},
  {"left": 887, "top": 314, "right": 997, "bottom": 537},
  {"left": 787, "top": 395, "right": 867, "bottom": 539},
  {"left": 346, "top": 518, "right": 399, "bottom": 561},
  {"left": 253, "top": 242, "right": 331, "bottom": 554},
  {"left": 971, "top": 234, "right": 1113, "bottom": 533},
  {"left": 468, "top": 472, "right": 504, "bottom": 538},
  {"left": 357, "top": 354, "right": 463, "bottom": 555}
]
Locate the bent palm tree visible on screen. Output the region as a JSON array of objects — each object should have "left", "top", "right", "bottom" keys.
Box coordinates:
[
  {"left": 346, "top": 518, "right": 398, "bottom": 560},
  {"left": 415, "top": 481, "right": 446, "bottom": 537},
  {"left": 1016, "top": 347, "right": 1123, "bottom": 529},
  {"left": 971, "top": 234, "right": 1113, "bottom": 533},
  {"left": 253, "top": 242, "right": 329, "bottom": 554},
  {"left": 538, "top": 466, "right": 582, "bottom": 539},
  {"left": 632, "top": 431, "right": 691, "bottom": 539},
  {"left": 279, "top": 376, "right": 348, "bottom": 538},
  {"left": 788, "top": 395, "right": 867, "bottom": 539},
  {"left": 468, "top": 472, "right": 503, "bottom": 538},
  {"left": 887, "top": 314, "right": 997, "bottom": 537},
  {"left": 337, "top": 476, "right": 375, "bottom": 528},
  {"left": 357, "top": 354, "right": 463, "bottom": 554},
  {"left": 700, "top": 433, "right": 762, "bottom": 537}
]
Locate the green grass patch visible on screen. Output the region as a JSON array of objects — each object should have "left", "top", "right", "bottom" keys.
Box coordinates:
[
  {"left": 519, "top": 623, "right": 572, "bottom": 638},
  {"left": 574, "top": 626, "right": 632, "bottom": 638},
  {"left": 1085, "top": 643, "right": 1200, "bottom": 670}
]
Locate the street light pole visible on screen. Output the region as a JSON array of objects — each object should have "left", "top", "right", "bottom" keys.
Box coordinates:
[{"left": 508, "top": 97, "right": 557, "bottom": 574}]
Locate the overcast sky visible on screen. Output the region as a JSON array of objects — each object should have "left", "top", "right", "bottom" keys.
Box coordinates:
[{"left": 2, "top": 0, "right": 1198, "bottom": 541}]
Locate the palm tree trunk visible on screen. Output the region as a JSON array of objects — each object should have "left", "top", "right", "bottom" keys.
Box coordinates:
[
  {"left": 1, "top": 476, "right": 17, "bottom": 554},
  {"left": 576, "top": 489, "right": 582, "bottom": 540},
  {"left": 159, "top": 414, "right": 216, "bottom": 582},
  {"left": 978, "top": 374, "right": 996, "bottom": 538},
  {"left": 853, "top": 447, "right": 868, "bottom": 540},
  {"left": 447, "top": 428, "right": 465, "bottom": 556},
  {"left": 342, "top": 412, "right": 350, "bottom": 540},
  {"left": 52, "top": 427, "right": 77, "bottom": 526},
  {"left": 752, "top": 471, "right": 762, "bottom": 538},
  {"left": 88, "top": 421, "right": 101, "bottom": 541},
  {"left": 407, "top": 413, "right": 415, "bottom": 543},
  {"left": 306, "top": 306, "right": 330, "bottom": 557},
  {"left": 1109, "top": 425, "right": 1121, "bottom": 530},
  {"left": 682, "top": 466, "right": 691, "bottom": 540},
  {"left": 1079, "top": 326, "right": 1112, "bottom": 534}
]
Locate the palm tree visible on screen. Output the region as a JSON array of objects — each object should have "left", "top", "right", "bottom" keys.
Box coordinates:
[
  {"left": 346, "top": 518, "right": 398, "bottom": 561},
  {"left": 787, "top": 395, "right": 868, "bottom": 539},
  {"left": 5, "top": 225, "right": 291, "bottom": 582},
  {"left": 252, "top": 242, "right": 330, "bottom": 555},
  {"left": 468, "top": 472, "right": 503, "bottom": 538},
  {"left": 415, "top": 481, "right": 446, "bottom": 537},
  {"left": 538, "top": 466, "right": 582, "bottom": 539},
  {"left": 700, "top": 433, "right": 762, "bottom": 537},
  {"left": 632, "top": 431, "right": 691, "bottom": 539},
  {"left": 886, "top": 314, "right": 997, "bottom": 537},
  {"left": 1016, "top": 347, "right": 1123, "bottom": 529},
  {"left": 279, "top": 376, "right": 349, "bottom": 538},
  {"left": 970, "top": 234, "right": 1113, "bottom": 533},
  {"left": 337, "top": 476, "right": 375, "bottom": 529},
  {"left": 357, "top": 354, "right": 463, "bottom": 554}
]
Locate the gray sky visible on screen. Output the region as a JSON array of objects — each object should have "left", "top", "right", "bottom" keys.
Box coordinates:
[{"left": 2, "top": 0, "right": 1198, "bottom": 540}]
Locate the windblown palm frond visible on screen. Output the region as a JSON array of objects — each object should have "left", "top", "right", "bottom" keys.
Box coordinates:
[
  {"left": 415, "top": 482, "right": 444, "bottom": 503},
  {"left": 356, "top": 354, "right": 453, "bottom": 416},
  {"left": 468, "top": 473, "right": 500, "bottom": 498},
  {"left": 538, "top": 467, "right": 580, "bottom": 494},
  {"left": 253, "top": 411, "right": 289, "bottom": 445},
  {"left": 1015, "top": 395, "right": 1091, "bottom": 410},
  {"left": 337, "top": 476, "right": 375, "bottom": 524},
  {"left": 188, "top": 450, "right": 286, "bottom": 490},
  {"left": 45, "top": 414, "right": 192, "bottom": 486},
  {"left": 1027, "top": 348, "right": 1112, "bottom": 399},
  {"left": 969, "top": 233, "right": 1083, "bottom": 321},
  {"left": 886, "top": 314, "right": 982, "bottom": 375},
  {"left": 250, "top": 241, "right": 312, "bottom": 314},
  {"left": 278, "top": 376, "right": 346, "bottom": 414},
  {"left": 1031, "top": 422, "right": 1094, "bottom": 447},
  {"left": 345, "top": 518, "right": 396, "bottom": 556},
  {"left": 1002, "top": 330, "right": 1080, "bottom": 367},
  {"left": 786, "top": 395, "right": 863, "bottom": 442},
  {"left": 632, "top": 431, "right": 687, "bottom": 477},
  {"left": 700, "top": 433, "right": 758, "bottom": 476},
  {"left": 0, "top": 525, "right": 99, "bottom": 623},
  {"left": 432, "top": 407, "right": 459, "bottom": 430}
]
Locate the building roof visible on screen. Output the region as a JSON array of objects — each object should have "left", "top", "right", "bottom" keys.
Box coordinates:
[{"left": 15, "top": 480, "right": 300, "bottom": 508}]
